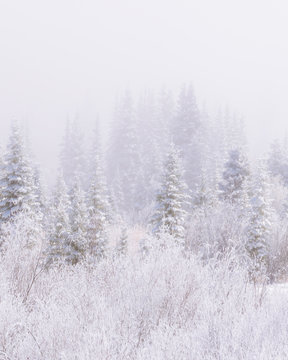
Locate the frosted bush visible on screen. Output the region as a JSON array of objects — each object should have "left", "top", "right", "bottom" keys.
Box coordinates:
[
  {"left": 0, "top": 224, "right": 288, "bottom": 359},
  {"left": 186, "top": 203, "right": 247, "bottom": 259}
]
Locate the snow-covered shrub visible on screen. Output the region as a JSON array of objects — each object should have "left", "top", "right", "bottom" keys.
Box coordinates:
[
  {"left": 267, "top": 220, "right": 288, "bottom": 281},
  {"left": 186, "top": 203, "right": 247, "bottom": 260},
  {"left": 0, "top": 226, "right": 288, "bottom": 359},
  {"left": 0, "top": 213, "right": 44, "bottom": 300}
]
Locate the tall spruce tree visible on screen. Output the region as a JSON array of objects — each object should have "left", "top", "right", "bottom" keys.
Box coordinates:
[
  {"left": 191, "top": 167, "right": 216, "bottom": 214},
  {"left": 267, "top": 139, "right": 288, "bottom": 185},
  {"left": 87, "top": 154, "right": 110, "bottom": 261},
  {"left": 0, "top": 123, "right": 38, "bottom": 225},
  {"left": 219, "top": 148, "right": 249, "bottom": 207},
  {"left": 88, "top": 118, "right": 102, "bottom": 183},
  {"left": 60, "top": 118, "right": 86, "bottom": 189},
  {"left": 173, "top": 84, "right": 200, "bottom": 148},
  {"left": 48, "top": 173, "right": 71, "bottom": 264},
  {"left": 68, "top": 177, "right": 88, "bottom": 264},
  {"left": 33, "top": 165, "right": 47, "bottom": 216},
  {"left": 247, "top": 164, "right": 272, "bottom": 267},
  {"left": 151, "top": 145, "right": 188, "bottom": 243},
  {"left": 107, "top": 92, "right": 141, "bottom": 214},
  {"left": 173, "top": 84, "right": 201, "bottom": 188}
]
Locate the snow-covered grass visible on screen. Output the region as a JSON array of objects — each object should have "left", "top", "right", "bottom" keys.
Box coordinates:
[{"left": 1, "top": 229, "right": 288, "bottom": 359}]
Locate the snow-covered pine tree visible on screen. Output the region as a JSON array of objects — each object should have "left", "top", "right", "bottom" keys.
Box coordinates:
[
  {"left": 210, "top": 109, "right": 227, "bottom": 164},
  {"left": 135, "top": 92, "right": 155, "bottom": 207},
  {"left": 220, "top": 108, "right": 247, "bottom": 153},
  {"left": 60, "top": 118, "right": 86, "bottom": 189},
  {"left": 219, "top": 148, "right": 250, "bottom": 208},
  {"left": 136, "top": 90, "right": 168, "bottom": 207},
  {"left": 152, "top": 88, "right": 175, "bottom": 186},
  {"left": 0, "top": 124, "right": 45, "bottom": 252},
  {"left": 88, "top": 117, "right": 102, "bottom": 184},
  {"left": 68, "top": 177, "right": 88, "bottom": 264},
  {"left": 109, "top": 169, "right": 124, "bottom": 219},
  {"left": 267, "top": 139, "right": 288, "bottom": 185},
  {"left": 151, "top": 144, "right": 189, "bottom": 244},
  {"left": 87, "top": 154, "right": 110, "bottom": 262},
  {"left": 246, "top": 164, "right": 272, "bottom": 269},
  {"left": 173, "top": 84, "right": 200, "bottom": 149},
  {"left": 47, "top": 173, "right": 71, "bottom": 265},
  {"left": 267, "top": 139, "right": 284, "bottom": 178},
  {"left": 0, "top": 123, "right": 39, "bottom": 225},
  {"left": 33, "top": 165, "right": 47, "bottom": 217},
  {"left": 107, "top": 91, "right": 141, "bottom": 214},
  {"left": 173, "top": 84, "right": 202, "bottom": 189},
  {"left": 230, "top": 113, "right": 247, "bottom": 151},
  {"left": 191, "top": 167, "right": 216, "bottom": 215},
  {"left": 158, "top": 87, "right": 175, "bottom": 145}
]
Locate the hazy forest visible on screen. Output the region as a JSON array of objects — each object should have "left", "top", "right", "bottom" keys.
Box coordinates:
[{"left": 1, "top": 85, "right": 288, "bottom": 359}]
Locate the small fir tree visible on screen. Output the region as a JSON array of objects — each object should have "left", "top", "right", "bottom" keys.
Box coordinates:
[
  {"left": 0, "top": 123, "right": 39, "bottom": 225},
  {"left": 219, "top": 148, "right": 249, "bottom": 207},
  {"left": 151, "top": 145, "right": 188, "bottom": 244},
  {"left": 247, "top": 164, "right": 272, "bottom": 269},
  {"left": 60, "top": 118, "right": 86, "bottom": 189},
  {"left": 68, "top": 177, "right": 88, "bottom": 264},
  {"left": 87, "top": 154, "right": 110, "bottom": 261},
  {"left": 191, "top": 168, "right": 216, "bottom": 214},
  {"left": 48, "top": 173, "right": 71, "bottom": 264}
]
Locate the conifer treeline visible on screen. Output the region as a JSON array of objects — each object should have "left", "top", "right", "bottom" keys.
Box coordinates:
[{"left": 0, "top": 85, "right": 281, "bottom": 269}]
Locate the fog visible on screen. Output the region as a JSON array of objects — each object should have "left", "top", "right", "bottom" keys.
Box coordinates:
[
  {"left": 2, "top": 2, "right": 288, "bottom": 357},
  {"left": 0, "top": 0, "right": 288, "bottom": 171}
]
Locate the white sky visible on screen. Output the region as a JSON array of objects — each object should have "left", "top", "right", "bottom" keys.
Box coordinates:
[{"left": 0, "top": 0, "right": 287, "bottom": 173}]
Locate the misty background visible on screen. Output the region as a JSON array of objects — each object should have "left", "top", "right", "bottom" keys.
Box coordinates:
[
  {"left": 2, "top": 2, "right": 288, "bottom": 358},
  {"left": 0, "top": 0, "right": 287, "bottom": 176}
]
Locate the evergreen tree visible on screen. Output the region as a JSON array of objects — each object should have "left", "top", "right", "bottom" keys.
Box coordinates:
[
  {"left": 48, "top": 173, "right": 71, "bottom": 264},
  {"left": 109, "top": 169, "right": 124, "bottom": 218},
  {"left": 247, "top": 164, "right": 272, "bottom": 268},
  {"left": 173, "top": 84, "right": 202, "bottom": 188},
  {"left": 60, "top": 118, "right": 86, "bottom": 188},
  {"left": 68, "top": 177, "right": 88, "bottom": 264},
  {"left": 267, "top": 139, "right": 288, "bottom": 185},
  {"left": 158, "top": 87, "right": 175, "bottom": 143},
  {"left": 202, "top": 109, "right": 225, "bottom": 193},
  {"left": 173, "top": 84, "right": 200, "bottom": 148},
  {"left": 219, "top": 148, "right": 249, "bottom": 207},
  {"left": 33, "top": 165, "right": 47, "bottom": 216},
  {"left": 191, "top": 168, "right": 216, "bottom": 214},
  {"left": 88, "top": 118, "right": 102, "bottom": 180},
  {"left": 151, "top": 145, "right": 188, "bottom": 243},
  {"left": 220, "top": 108, "right": 247, "bottom": 153},
  {"left": 0, "top": 123, "right": 38, "bottom": 225},
  {"left": 87, "top": 154, "right": 110, "bottom": 261},
  {"left": 230, "top": 113, "right": 247, "bottom": 150},
  {"left": 136, "top": 90, "right": 168, "bottom": 207},
  {"left": 107, "top": 92, "right": 141, "bottom": 213}
]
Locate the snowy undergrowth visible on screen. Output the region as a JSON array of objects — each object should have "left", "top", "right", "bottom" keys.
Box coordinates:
[{"left": 1, "top": 232, "right": 288, "bottom": 359}]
